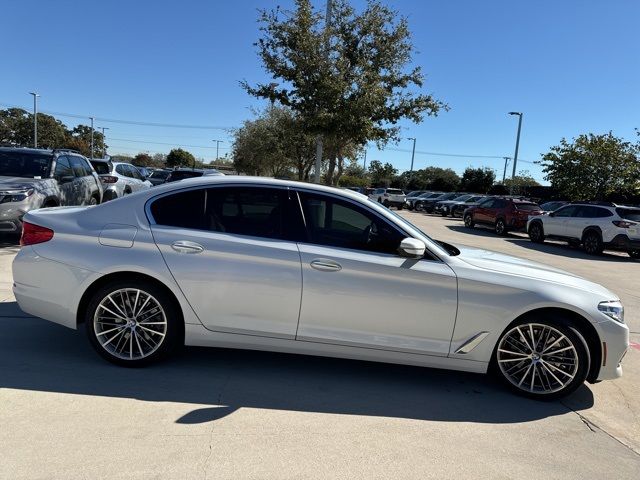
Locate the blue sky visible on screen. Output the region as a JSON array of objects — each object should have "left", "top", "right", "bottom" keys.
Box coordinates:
[{"left": 2, "top": 0, "right": 639, "bottom": 182}]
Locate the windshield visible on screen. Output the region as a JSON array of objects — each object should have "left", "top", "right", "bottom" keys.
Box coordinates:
[
  {"left": 91, "top": 161, "right": 112, "bottom": 175},
  {"left": 616, "top": 208, "right": 640, "bottom": 221},
  {"left": 515, "top": 203, "right": 541, "bottom": 211},
  {"left": 0, "top": 151, "right": 52, "bottom": 178},
  {"left": 386, "top": 189, "right": 403, "bottom": 195},
  {"left": 452, "top": 194, "right": 472, "bottom": 202},
  {"left": 150, "top": 170, "right": 170, "bottom": 179},
  {"left": 168, "top": 170, "right": 203, "bottom": 181}
]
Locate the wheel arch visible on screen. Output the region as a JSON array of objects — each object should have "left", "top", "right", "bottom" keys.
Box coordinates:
[
  {"left": 582, "top": 225, "right": 602, "bottom": 241},
  {"left": 528, "top": 218, "right": 543, "bottom": 231},
  {"left": 76, "top": 271, "right": 185, "bottom": 335},
  {"left": 41, "top": 196, "right": 60, "bottom": 207},
  {"left": 495, "top": 307, "right": 602, "bottom": 383}
]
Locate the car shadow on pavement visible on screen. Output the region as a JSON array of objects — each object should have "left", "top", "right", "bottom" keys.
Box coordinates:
[
  {"left": 504, "top": 238, "right": 636, "bottom": 262},
  {"left": 0, "top": 308, "right": 594, "bottom": 425},
  {"left": 446, "top": 224, "right": 516, "bottom": 239}
]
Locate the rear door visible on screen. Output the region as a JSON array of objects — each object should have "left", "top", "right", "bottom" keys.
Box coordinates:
[
  {"left": 127, "top": 165, "right": 146, "bottom": 191},
  {"left": 293, "top": 190, "right": 458, "bottom": 356},
  {"left": 474, "top": 198, "right": 495, "bottom": 223},
  {"left": 149, "top": 185, "right": 303, "bottom": 338},
  {"left": 52, "top": 155, "right": 75, "bottom": 205}
]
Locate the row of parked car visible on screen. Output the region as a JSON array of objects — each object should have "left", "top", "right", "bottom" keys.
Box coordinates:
[
  {"left": 347, "top": 187, "right": 640, "bottom": 259},
  {"left": 0, "top": 146, "right": 223, "bottom": 235}
]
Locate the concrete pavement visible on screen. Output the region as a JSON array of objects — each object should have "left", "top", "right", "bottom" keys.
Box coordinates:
[{"left": 0, "top": 217, "right": 638, "bottom": 479}]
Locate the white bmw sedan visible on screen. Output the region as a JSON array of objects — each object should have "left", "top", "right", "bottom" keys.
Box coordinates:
[{"left": 13, "top": 177, "right": 628, "bottom": 399}]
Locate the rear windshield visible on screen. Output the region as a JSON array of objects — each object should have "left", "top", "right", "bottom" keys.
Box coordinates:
[
  {"left": 386, "top": 189, "right": 403, "bottom": 195},
  {"left": 515, "top": 203, "right": 540, "bottom": 211},
  {"left": 91, "top": 161, "right": 112, "bottom": 174},
  {"left": 0, "top": 151, "right": 52, "bottom": 178},
  {"left": 169, "top": 170, "right": 203, "bottom": 181},
  {"left": 149, "top": 170, "right": 170, "bottom": 179},
  {"left": 616, "top": 208, "right": 640, "bottom": 221}
]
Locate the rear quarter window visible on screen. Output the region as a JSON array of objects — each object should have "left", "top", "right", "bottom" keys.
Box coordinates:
[
  {"left": 515, "top": 203, "right": 540, "bottom": 211},
  {"left": 616, "top": 208, "right": 640, "bottom": 221}
]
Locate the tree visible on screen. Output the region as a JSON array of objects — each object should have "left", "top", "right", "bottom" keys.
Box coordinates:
[
  {"left": 242, "top": 0, "right": 447, "bottom": 185},
  {"left": 64, "top": 125, "right": 105, "bottom": 158},
  {"left": 540, "top": 133, "right": 640, "bottom": 200},
  {"left": 166, "top": 148, "right": 196, "bottom": 168},
  {"left": 502, "top": 170, "right": 541, "bottom": 195},
  {"left": 133, "top": 153, "right": 154, "bottom": 167},
  {"left": 459, "top": 167, "right": 496, "bottom": 193},
  {"left": 368, "top": 160, "right": 397, "bottom": 186},
  {"left": 0, "top": 108, "right": 67, "bottom": 148}
]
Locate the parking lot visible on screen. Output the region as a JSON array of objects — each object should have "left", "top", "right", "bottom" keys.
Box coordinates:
[{"left": 1, "top": 212, "right": 639, "bottom": 480}]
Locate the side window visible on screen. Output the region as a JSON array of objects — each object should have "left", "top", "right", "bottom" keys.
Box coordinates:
[
  {"left": 554, "top": 205, "right": 579, "bottom": 217},
  {"left": 478, "top": 199, "right": 494, "bottom": 208},
  {"left": 53, "top": 156, "right": 73, "bottom": 179},
  {"left": 80, "top": 158, "right": 93, "bottom": 175},
  {"left": 115, "top": 164, "right": 128, "bottom": 177},
  {"left": 298, "top": 192, "right": 404, "bottom": 254},
  {"left": 69, "top": 156, "right": 88, "bottom": 177},
  {"left": 129, "top": 166, "right": 143, "bottom": 180},
  {"left": 206, "top": 187, "right": 287, "bottom": 239},
  {"left": 151, "top": 189, "right": 206, "bottom": 229}
]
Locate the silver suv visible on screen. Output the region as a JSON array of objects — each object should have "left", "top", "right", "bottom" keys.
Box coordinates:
[
  {"left": 90, "top": 159, "right": 152, "bottom": 201},
  {"left": 0, "top": 147, "right": 103, "bottom": 233},
  {"left": 527, "top": 202, "right": 640, "bottom": 258},
  {"left": 368, "top": 188, "right": 406, "bottom": 209}
]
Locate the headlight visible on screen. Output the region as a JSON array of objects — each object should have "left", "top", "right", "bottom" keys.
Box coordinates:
[{"left": 598, "top": 300, "right": 624, "bottom": 323}]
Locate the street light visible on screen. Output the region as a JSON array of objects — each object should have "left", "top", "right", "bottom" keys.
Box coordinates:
[
  {"left": 98, "top": 127, "right": 110, "bottom": 157},
  {"left": 28, "top": 92, "right": 40, "bottom": 148},
  {"left": 407, "top": 137, "right": 417, "bottom": 173},
  {"left": 212, "top": 140, "right": 223, "bottom": 160},
  {"left": 90, "top": 117, "right": 95, "bottom": 159},
  {"left": 502, "top": 157, "right": 510, "bottom": 184},
  {"left": 508, "top": 112, "right": 523, "bottom": 186}
]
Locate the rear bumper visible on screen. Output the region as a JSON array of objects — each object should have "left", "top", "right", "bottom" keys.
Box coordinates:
[
  {"left": 606, "top": 234, "right": 640, "bottom": 251},
  {"left": 12, "top": 246, "right": 98, "bottom": 329}
]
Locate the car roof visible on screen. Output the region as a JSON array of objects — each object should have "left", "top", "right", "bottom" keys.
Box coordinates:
[{"left": 0, "top": 146, "right": 54, "bottom": 155}]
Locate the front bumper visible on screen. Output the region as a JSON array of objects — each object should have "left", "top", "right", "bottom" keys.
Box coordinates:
[
  {"left": 593, "top": 317, "right": 629, "bottom": 381},
  {"left": 0, "top": 199, "right": 36, "bottom": 232}
]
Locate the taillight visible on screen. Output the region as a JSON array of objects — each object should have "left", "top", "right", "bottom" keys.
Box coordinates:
[
  {"left": 613, "top": 220, "right": 636, "bottom": 228},
  {"left": 20, "top": 221, "right": 54, "bottom": 246},
  {"left": 101, "top": 175, "right": 119, "bottom": 184}
]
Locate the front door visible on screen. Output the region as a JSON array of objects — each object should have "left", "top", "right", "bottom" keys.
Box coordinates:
[
  {"left": 52, "top": 155, "right": 76, "bottom": 205},
  {"left": 294, "top": 191, "right": 458, "bottom": 356},
  {"left": 149, "top": 185, "right": 303, "bottom": 339},
  {"left": 546, "top": 205, "right": 579, "bottom": 237}
]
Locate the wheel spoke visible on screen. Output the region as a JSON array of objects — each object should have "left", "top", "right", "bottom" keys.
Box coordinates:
[
  {"left": 98, "top": 304, "right": 127, "bottom": 321},
  {"left": 107, "top": 295, "right": 129, "bottom": 319},
  {"left": 498, "top": 349, "right": 530, "bottom": 357},
  {"left": 543, "top": 345, "right": 575, "bottom": 356},
  {"left": 96, "top": 325, "right": 124, "bottom": 337},
  {"left": 138, "top": 325, "right": 165, "bottom": 337}
]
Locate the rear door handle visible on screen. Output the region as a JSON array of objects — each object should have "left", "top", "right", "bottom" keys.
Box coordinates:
[
  {"left": 310, "top": 258, "right": 342, "bottom": 272},
  {"left": 171, "top": 240, "right": 204, "bottom": 254}
]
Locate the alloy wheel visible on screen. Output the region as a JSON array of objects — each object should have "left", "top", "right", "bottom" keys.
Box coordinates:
[
  {"left": 495, "top": 219, "right": 506, "bottom": 235},
  {"left": 464, "top": 215, "right": 473, "bottom": 228},
  {"left": 93, "top": 288, "right": 167, "bottom": 360},
  {"left": 583, "top": 232, "right": 602, "bottom": 255},
  {"left": 497, "top": 323, "right": 579, "bottom": 395}
]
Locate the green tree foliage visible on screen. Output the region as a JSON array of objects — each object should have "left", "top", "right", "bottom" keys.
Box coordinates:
[
  {"left": 133, "top": 153, "right": 155, "bottom": 167},
  {"left": 0, "top": 108, "right": 67, "bottom": 148},
  {"left": 540, "top": 133, "right": 640, "bottom": 200},
  {"left": 397, "top": 166, "right": 460, "bottom": 191},
  {"left": 166, "top": 148, "right": 196, "bottom": 168},
  {"left": 502, "top": 170, "right": 541, "bottom": 195},
  {"left": 368, "top": 160, "right": 397, "bottom": 186},
  {"left": 64, "top": 125, "right": 105, "bottom": 158},
  {"left": 242, "top": 0, "right": 447, "bottom": 185},
  {"left": 459, "top": 167, "right": 496, "bottom": 193}
]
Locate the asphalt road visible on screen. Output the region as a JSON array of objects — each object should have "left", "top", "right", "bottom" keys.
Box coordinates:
[{"left": 0, "top": 214, "right": 638, "bottom": 479}]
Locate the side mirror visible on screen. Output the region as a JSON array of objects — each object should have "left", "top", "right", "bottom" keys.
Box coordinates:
[
  {"left": 59, "top": 175, "right": 75, "bottom": 184},
  {"left": 399, "top": 237, "right": 426, "bottom": 258}
]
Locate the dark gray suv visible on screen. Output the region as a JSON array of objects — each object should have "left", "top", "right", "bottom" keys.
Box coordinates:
[{"left": 0, "top": 147, "right": 103, "bottom": 233}]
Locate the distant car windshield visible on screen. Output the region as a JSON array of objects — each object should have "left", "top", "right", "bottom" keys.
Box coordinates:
[
  {"left": 386, "top": 189, "right": 403, "bottom": 195},
  {"left": 168, "top": 170, "right": 203, "bottom": 181},
  {"left": 452, "top": 194, "right": 472, "bottom": 202},
  {"left": 515, "top": 203, "right": 540, "bottom": 211},
  {"left": 0, "top": 151, "right": 52, "bottom": 178},
  {"left": 90, "top": 161, "right": 112, "bottom": 175},
  {"left": 616, "top": 208, "right": 640, "bottom": 221},
  {"left": 149, "top": 170, "right": 170, "bottom": 180}
]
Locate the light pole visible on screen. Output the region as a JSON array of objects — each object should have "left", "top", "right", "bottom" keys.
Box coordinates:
[
  {"left": 98, "top": 127, "right": 109, "bottom": 157},
  {"left": 90, "top": 117, "right": 95, "bottom": 159},
  {"left": 212, "top": 140, "right": 223, "bottom": 160},
  {"left": 407, "top": 137, "right": 417, "bottom": 173},
  {"left": 363, "top": 149, "right": 367, "bottom": 170},
  {"left": 508, "top": 112, "right": 523, "bottom": 186},
  {"left": 28, "top": 92, "right": 40, "bottom": 148},
  {"left": 502, "top": 157, "right": 510, "bottom": 184}
]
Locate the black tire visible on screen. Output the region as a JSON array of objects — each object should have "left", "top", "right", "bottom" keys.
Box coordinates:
[
  {"left": 492, "top": 317, "right": 590, "bottom": 400},
  {"left": 89, "top": 196, "right": 99, "bottom": 206},
  {"left": 582, "top": 230, "right": 603, "bottom": 255},
  {"left": 85, "top": 279, "right": 183, "bottom": 367},
  {"left": 528, "top": 222, "right": 545, "bottom": 243},
  {"left": 441, "top": 210, "right": 448, "bottom": 217},
  {"left": 464, "top": 214, "right": 474, "bottom": 228},
  {"left": 629, "top": 250, "right": 640, "bottom": 259},
  {"left": 495, "top": 218, "right": 507, "bottom": 236},
  {"left": 397, "top": 204, "right": 403, "bottom": 211},
  {"left": 382, "top": 199, "right": 390, "bottom": 207}
]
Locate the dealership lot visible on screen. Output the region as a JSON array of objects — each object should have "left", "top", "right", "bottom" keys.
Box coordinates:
[{"left": 1, "top": 212, "right": 639, "bottom": 479}]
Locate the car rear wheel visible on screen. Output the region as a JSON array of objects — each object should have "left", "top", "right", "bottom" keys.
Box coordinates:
[
  {"left": 85, "top": 280, "right": 183, "bottom": 366},
  {"left": 495, "top": 218, "right": 507, "bottom": 236},
  {"left": 583, "top": 231, "right": 603, "bottom": 255},
  {"left": 89, "top": 196, "right": 98, "bottom": 206},
  {"left": 629, "top": 250, "right": 640, "bottom": 259},
  {"left": 464, "top": 214, "right": 474, "bottom": 228},
  {"left": 528, "top": 222, "right": 545, "bottom": 243},
  {"left": 494, "top": 319, "right": 589, "bottom": 400}
]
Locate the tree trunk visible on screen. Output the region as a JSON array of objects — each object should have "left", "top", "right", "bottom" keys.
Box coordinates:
[{"left": 334, "top": 150, "right": 345, "bottom": 186}]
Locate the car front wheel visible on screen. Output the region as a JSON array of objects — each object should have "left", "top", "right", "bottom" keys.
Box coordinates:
[
  {"left": 494, "top": 319, "right": 589, "bottom": 400},
  {"left": 464, "top": 214, "right": 474, "bottom": 228},
  {"left": 629, "top": 250, "right": 640, "bottom": 259},
  {"left": 495, "top": 218, "right": 507, "bottom": 236},
  {"left": 528, "top": 222, "right": 545, "bottom": 243},
  {"left": 85, "top": 280, "right": 183, "bottom": 366},
  {"left": 583, "top": 231, "right": 603, "bottom": 255}
]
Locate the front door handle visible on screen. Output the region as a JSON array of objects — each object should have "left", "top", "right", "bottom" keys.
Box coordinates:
[
  {"left": 310, "top": 258, "right": 342, "bottom": 272},
  {"left": 171, "top": 240, "right": 204, "bottom": 254}
]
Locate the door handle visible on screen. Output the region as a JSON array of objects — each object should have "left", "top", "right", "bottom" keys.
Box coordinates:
[
  {"left": 171, "top": 240, "right": 204, "bottom": 254},
  {"left": 310, "top": 258, "right": 342, "bottom": 272}
]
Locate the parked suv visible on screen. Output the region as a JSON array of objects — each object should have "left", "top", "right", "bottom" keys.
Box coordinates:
[
  {"left": 146, "top": 168, "right": 171, "bottom": 186},
  {"left": 368, "top": 188, "right": 406, "bottom": 209},
  {"left": 434, "top": 193, "right": 473, "bottom": 216},
  {"left": 417, "top": 192, "right": 459, "bottom": 213},
  {"left": 0, "top": 147, "right": 102, "bottom": 233},
  {"left": 450, "top": 195, "right": 487, "bottom": 218},
  {"left": 527, "top": 202, "right": 640, "bottom": 258},
  {"left": 90, "top": 159, "right": 152, "bottom": 201},
  {"left": 464, "top": 197, "right": 542, "bottom": 235}
]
